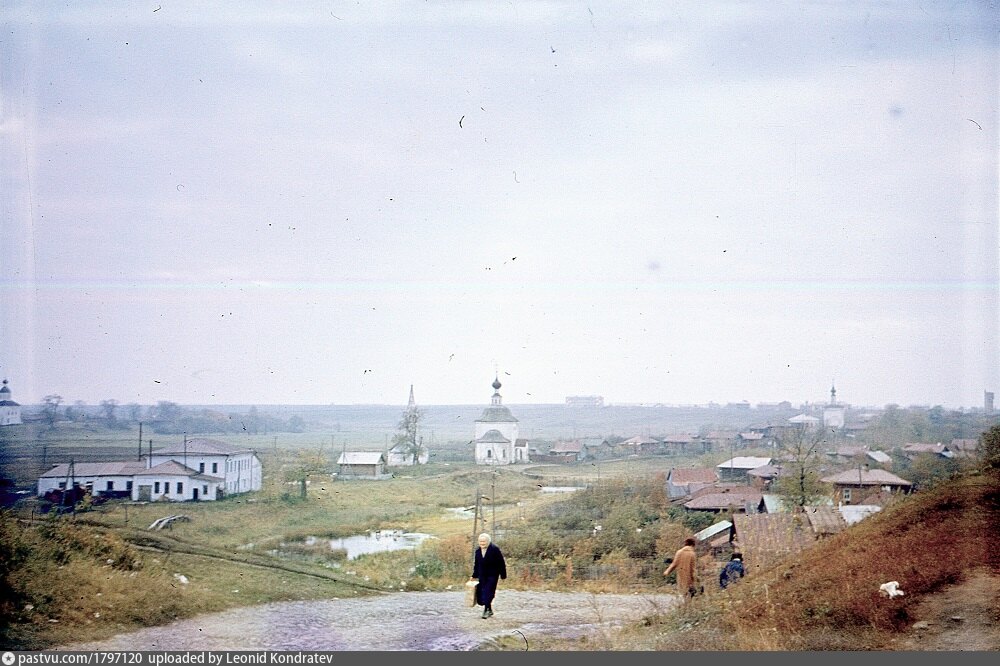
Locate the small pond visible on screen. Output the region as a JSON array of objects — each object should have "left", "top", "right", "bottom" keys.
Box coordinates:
[
  {"left": 539, "top": 486, "right": 587, "bottom": 493},
  {"left": 296, "top": 530, "right": 436, "bottom": 560}
]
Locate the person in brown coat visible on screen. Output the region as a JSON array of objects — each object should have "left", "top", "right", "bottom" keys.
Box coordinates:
[{"left": 663, "top": 537, "right": 698, "bottom": 600}]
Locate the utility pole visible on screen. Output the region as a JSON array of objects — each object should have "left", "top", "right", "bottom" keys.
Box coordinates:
[
  {"left": 491, "top": 470, "right": 497, "bottom": 537},
  {"left": 183, "top": 433, "right": 188, "bottom": 469},
  {"left": 138, "top": 422, "right": 144, "bottom": 461},
  {"left": 472, "top": 485, "right": 481, "bottom": 554}
]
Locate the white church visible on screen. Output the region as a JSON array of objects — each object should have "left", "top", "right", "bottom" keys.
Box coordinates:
[
  {"left": 0, "top": 379, "right": 22, "bottom": 426},
  {"left": 473, "top": 376, "right": 527, "bottom": 465}
]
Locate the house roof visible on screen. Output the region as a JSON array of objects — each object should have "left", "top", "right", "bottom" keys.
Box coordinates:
[
  {"left": 694, "top": 520, "right": 732, "bottom": 542},
  {"left": 623, "top": 435, "right": 659, "bottom": 445},
  {"left": 950, "top": 438, "right": 978, "bottom": 452},
  {"left": 902, "top": 442, "right": 950, "bottom": 456},
  {"left": 661, "top": 434, "right": 696, "bottom": 443},
  {"left": 805, "top": 506, "right": 847, "bottom": 535},
  {"left": 476, "top": 429, "right": 511, "bottom": 444},
  {"left": 135, "top": 461, "right": 224, "bottom": 482},
  {"left": 153, "top": 438, "right": 252, "bottom": 456},
  {"left": 839, "top": 504, "right": 882, "bottom": 525},
  {"left": 830, "top": 445, "right": 868, "bottom": 457},
  {"left": 0, "top": 400, "right": 20, "bottom": 407},
  {"left": 788, "top": 414, "right": 820, "bottom": 423},
  {"left": 747, "top": 464, "right": 783, "bottom": 479},
  {"left": 732, "top": 513, "right": 816, "bottom": 569},
  {"left": 549, "top": 440, "right": 583, "bottom": 453},
  {"left": 40, "top": 461, "right": 149, "bottom": 478},
  {"left": 716, "top": 457, "right": 772, "bottom": 471},
  {"left": 821, "top": 469, "right": 912, "bottom": 486},
  {"left": 337, "top": 451, "right": 386, "bottom": 465},
  {"left": 668, "top": 467, "right": 718, "bottom": 484},
  {"left": 684, "top": 488, "right": 762, "bottom": 510},
  {"left": 866, "top": 450, "right": 892, "bottom": 464}
]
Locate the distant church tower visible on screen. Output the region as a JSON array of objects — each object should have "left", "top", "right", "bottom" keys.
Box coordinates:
[
  {"left": 823, "top": 381, "right": 845, "bottom": 429},
  {"left": 0, "top": 379, "right": 23, "bottom": 426},
  {"left": 473, "top": 376, "right": 521, "bottom": 465}
]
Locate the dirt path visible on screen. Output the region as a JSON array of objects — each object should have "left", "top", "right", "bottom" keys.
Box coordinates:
[
  {"left": 897, "top": 569, "right": 1000, "bottom": 651},
  {"left": 56, "top": 590, "right": 679, "bottom": 651}
]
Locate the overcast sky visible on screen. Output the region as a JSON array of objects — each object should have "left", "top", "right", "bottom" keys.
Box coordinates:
[{"left": 1, "top": 1, "right": 997, "bottom": 409}]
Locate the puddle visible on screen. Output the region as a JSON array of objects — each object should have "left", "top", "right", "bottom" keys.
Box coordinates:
[
  {"left": 539, "top": 486, "right": 587, "bottom": 493},
  {"left": 301, "top": 530, "right": 435, "bottom": 560}
]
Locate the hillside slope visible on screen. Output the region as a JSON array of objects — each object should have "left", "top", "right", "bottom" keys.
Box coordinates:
[{"left": 553, "top": 468, "right": 1000, "bottom": 650}]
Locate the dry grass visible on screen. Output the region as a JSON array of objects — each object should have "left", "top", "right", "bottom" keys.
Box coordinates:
[{"left": 533, "top": 468, "right": 1000, "bottom": 651}]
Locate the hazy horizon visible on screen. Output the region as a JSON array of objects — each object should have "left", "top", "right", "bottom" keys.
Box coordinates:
[{"left": 2, "top": 2, "right": 997, "bottom": 410}]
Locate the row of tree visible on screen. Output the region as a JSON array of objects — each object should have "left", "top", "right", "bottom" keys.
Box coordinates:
[{"left": 37, "top": 396, "right": 305, "bottom": 435}]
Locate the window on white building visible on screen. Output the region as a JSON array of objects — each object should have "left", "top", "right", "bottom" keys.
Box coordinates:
[
  {"left": 164, "top": 482, "right": 170, "bottom": 493},
  {"left": 212, "top": 463, "right": 218, "bottom": 473},
  {"left": 843, "top": 488, "right": 852, "bottom": 504},
  {"left": 177, "top": 482, "right": 183, "bottom": 495}
]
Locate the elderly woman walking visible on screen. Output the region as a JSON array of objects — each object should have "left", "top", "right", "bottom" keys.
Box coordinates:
[{"left": 471, "top": 533, "right": 507, "bottom": 619}]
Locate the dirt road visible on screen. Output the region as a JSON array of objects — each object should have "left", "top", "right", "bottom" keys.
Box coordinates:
[{"left": 57, "top": 590, "right": 680, "bottom": 651}]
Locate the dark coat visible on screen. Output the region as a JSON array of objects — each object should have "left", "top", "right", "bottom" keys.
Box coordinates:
[
  {"left": 719, "top": 559, "right": 745, "bottom": 589},
  {"left": 472, "top": 543, "right": 507, "bottom": 606}
]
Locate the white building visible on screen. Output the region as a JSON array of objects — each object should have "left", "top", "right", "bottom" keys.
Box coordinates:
[
  {"left": 474, "top": 377, "right": 524, "bottom": 464},
  {"left": 0, "top": 379, "right": 23, "bottom": 426},
  {"left": 149, "top": 438, "right": 262, "bottom": 495},
  {"left": 823, "top": 383, "right": 846, "bottom": 429},
  {"left": 37, "top": 437, "right": 259, "bottom": 502},
  {"left": 37, "top": 460, "right": 225, "bottom": 502}
]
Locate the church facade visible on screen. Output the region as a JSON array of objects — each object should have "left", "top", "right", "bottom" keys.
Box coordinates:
[{"left": 473, "top": 377, "right": 526, "bottom": 464}]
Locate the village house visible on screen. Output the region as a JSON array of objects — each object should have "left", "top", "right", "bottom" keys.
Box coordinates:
[
  {"left": 820, "top": 468, "right": 913, "bottom": 505},
  {"left": 549, "top": 439, "right": 585, "bottom": 462},
  {"left": 746, "top": 464, "right": 783, "bottom": 491},
  {"left": 788, "top": 413, "right": 821, "bottom": 429},
  {"left": 387, "top": 441, "right": 429, "bottom": 466},
  {"left": 716, "top": 456, "right": 772, "bottom": 484},
  {"left": 665, "top": 467, "right": 717, "bottom": 499},
  {"left": 620, "top": 435, "right": 661, "bottom": 455},
  {"left": 948, "top": 438, "right": 979, "bottom": 458},
  {"left": 826, "top": 444, "right": 869, "bottom": 462},
  {"left": 901, "top": 442, "right": 954, "bottom": 459},
  {"left": 683, "top": 485, "right": 764, "bottom": 514},
  {"left": 702, "top": 430, "right": 739, "bottom": 453},
  {"left": 336, "top": 451, "right": 391, "bottom": 480},
  {"left": 732, "top": 513, "right": 816, "bottom": 574},
  {"left": 660, "top": 433, "right": 698, "bottom": 456},
  {"left": 866, "top": 450, "right": 893, "bottom": 467}
]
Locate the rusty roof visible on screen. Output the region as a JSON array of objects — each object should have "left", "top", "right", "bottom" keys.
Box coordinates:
[
  {"left": 821, "top": 468, "right": 912, "bottom": 486},
  {"left": 669, "top": 467, "right": 718, "bottom": 484},
  {"left": 805, "top": 506, "right": 847, "bottom": 535}
]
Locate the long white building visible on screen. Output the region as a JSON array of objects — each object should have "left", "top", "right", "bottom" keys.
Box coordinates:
[{"left": 37, "top": 437, "right": 261, "bottom": 502}]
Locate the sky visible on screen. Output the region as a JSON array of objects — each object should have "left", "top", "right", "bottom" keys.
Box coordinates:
[{"left": 1, "top": 1, "right": 997, "bottom": 409}]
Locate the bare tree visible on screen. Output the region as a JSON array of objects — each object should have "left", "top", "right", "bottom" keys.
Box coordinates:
[
  {"left": 773, "top": 424, "right": 829, "bottom": 510},
  {"left": 391, "top": 402, "right": 424, "bottom": 464},
  {"left": 41, "top": 395, "right": 63, "bottom": 430},
  {"left": 100, "top": 399, "right": 119, "bottom": 427},
  {"left": 282, "top": 449, "right": 329, "bottom": 499}
]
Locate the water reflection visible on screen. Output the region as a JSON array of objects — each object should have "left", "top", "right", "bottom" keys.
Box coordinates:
[{"left": 323, "top": 530, "right": 435, "bottom": 560}]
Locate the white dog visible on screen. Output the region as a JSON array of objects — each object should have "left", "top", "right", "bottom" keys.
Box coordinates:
[{"left": 879, "top": 581, "right": 905, "bottom": 598}]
